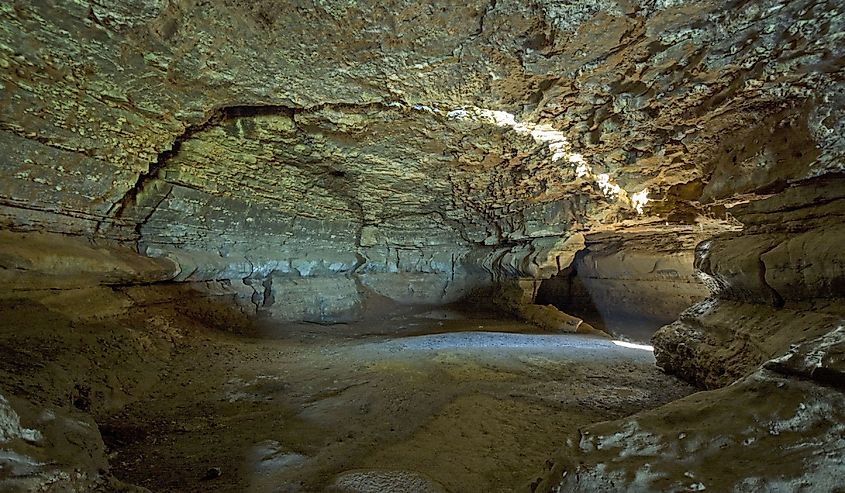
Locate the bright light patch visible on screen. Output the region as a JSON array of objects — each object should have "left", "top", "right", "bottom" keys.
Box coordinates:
[
  {"left": 549, "top": 142, "right": 567, "bottom": 162},
  {"left": 453, "top": 107, "right": 650, "bottom": 215},
  {"left": 613, "top": 340, "right": 654, "bottom": 351},
  {"left": 596, "top": 173, "right": 622, "bottom": 197},
  {"left": 575, "top": 163, "right": 590, "bottom": 178},
  {"left": 529, "top": 126, "right": 567, "bottom": 144},
  {"left": 631, "top": 189, "right": 649, "bottom": 215},
  {"left": 447, "top": 109, "right": 468, "bottom": 120},
  {"left": 481, "top": 109, "right": 518, "bottom": 127}
]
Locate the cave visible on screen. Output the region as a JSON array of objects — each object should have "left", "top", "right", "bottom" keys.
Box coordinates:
[{"left": 1, "top": 1, "right": 843, "bottom": 492}]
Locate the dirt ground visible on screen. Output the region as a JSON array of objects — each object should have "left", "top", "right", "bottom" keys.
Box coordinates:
[
  {"left": 99, "top": 310, "right": 692, "bottom": 492},
  {"left": 0, "top": 300, "right": 694, "bottom": 492}
]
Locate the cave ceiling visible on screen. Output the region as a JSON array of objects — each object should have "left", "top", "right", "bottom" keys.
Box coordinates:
[{"left": 1, "top": 0, "right": 843, "bottom": 263}]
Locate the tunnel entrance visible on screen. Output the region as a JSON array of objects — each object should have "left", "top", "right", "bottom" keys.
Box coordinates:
[
  {"left": 535, "top": 262, "right": 606, "bottom": 331},
  {"left": 535, "top": 249, "right": 708, "bottom": 343}
]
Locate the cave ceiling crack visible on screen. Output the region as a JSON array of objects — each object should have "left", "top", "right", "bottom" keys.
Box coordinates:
[
  {"left": 106, "top": 104, "right": 298, "bottom": 225},
  {"left": 105, "top": 97, "right": 491, "bottom": 234}
]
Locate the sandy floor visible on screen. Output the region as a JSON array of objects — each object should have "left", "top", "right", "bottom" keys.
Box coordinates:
[{"left": 94, "top": 309, "right": 694, "bottom": 493}]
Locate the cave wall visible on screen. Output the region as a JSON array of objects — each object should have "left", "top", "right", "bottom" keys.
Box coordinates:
[
  {"left": 535, "top": 264, "right": 602, "bottom": 325},
  {"left": 1, "top": 0, "right": 845, "bottom": 490},
  {"left": 535, "top": 176, "right": 845, "bottom": 491},
  {"left": 653, "top": 176, "right": 845, "bottom": 388},
  {"left": 0, "top": 230, "right": 270, "bottom": 491},
  {"left": 535, "top": 180, "right": 845, "bottom": 489},
  {"left": 574, "top": 247, "right": 708, "bottom": 326}
]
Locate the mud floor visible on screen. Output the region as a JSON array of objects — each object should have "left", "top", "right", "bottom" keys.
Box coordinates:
[
  {"left": 93, "top": 309, "right": 693, "bottom": 492},
  {"left": 0, "top": 299, "right": 694, "bottom": 492}
]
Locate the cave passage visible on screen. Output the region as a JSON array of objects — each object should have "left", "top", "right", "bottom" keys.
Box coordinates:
[
  {"left": 75, "top": 305, "right": 691, "bottom": 492},
  {"left": 530, "top": 237, "right": 714, "bottom": 343},
  {"left": 2, "top": 0, "right": 844, "bottom": 492}
]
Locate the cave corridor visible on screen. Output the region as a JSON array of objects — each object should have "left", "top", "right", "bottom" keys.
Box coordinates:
[{"left": 1, "top": 1, "right": 844, "bottom": 492}]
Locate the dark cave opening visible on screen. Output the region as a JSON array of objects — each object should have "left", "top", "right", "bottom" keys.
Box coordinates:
[{"left": 535, "top": 250, "right": 704, "bottom": 343}]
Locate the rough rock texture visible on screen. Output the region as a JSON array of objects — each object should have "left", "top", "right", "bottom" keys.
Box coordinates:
[
  {"left": 3, "top": 0, "right": 843, "bottom": 322},
  {"left": 329, "top": 470, "right": 446, "bottom": 493},
  {"left": 2, "top": 0, "right": 845, "bottom": 490},
  {"left": 653, "top": 176, "right": 845, "bottom": 388},
  {"left": 0, "top": 232, "right": 264, "bottom": 492},
  {"left": 543, "top": 177, "right": 845, "bottom": 492},
  {"left": 535, "top": 326, "right": 845, "bottom": 493},
  {"left": 0, "top": 392, "right": 143, "bottom": 493}
]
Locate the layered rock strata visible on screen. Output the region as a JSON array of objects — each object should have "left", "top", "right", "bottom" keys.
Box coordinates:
[
  {"left": 534, "top": 176, "right": 845, "bottom": 491},
  {"left": 653, "top": 176, "right": 845, "bottom": 388},
  {"left": 4, "top": 0, "right": 842, "bottom": 320},
  {"left": 1, "top": 0, "right": 845, "bottom": 490}
]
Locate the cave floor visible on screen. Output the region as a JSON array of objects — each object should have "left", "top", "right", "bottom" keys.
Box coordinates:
[{"left": 94, "top": 309, "right": 694, "bottom": 493}]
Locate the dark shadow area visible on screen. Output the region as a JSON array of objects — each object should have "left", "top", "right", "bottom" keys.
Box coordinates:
[
  {"left": 251, "top": 286, "right": 536, "bottom": 342},
  {"left": 535, "top": 262, "right": 603, "bottom": 327},
  {"left": 535, "top": 252, "right": 691, "bottom": 343}
]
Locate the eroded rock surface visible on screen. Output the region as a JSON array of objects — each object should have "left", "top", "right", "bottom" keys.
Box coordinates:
[
  {"left": 1, "top": 0, "right": 845, "bottom": 491},
  {"left": 3, "top": 0, "right": 843, "bottom": 320},
  {"left": 535, "top": 177, "right": 845, "bottom": 492},
  {"left": 653, "top": 177, "right": 845, "bottom": 388},
  {"left": 536, "top": 326, "right": 845, "bottom": 493}
]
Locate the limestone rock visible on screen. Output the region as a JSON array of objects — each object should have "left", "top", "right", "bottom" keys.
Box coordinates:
[
  {"left": 330, "top": 470, "right": 446, "bottom": 493},
  {"left": 653, "top": 177, "right": 845, "bottom": 388},
  {"left": 0, "top": 394, "right": 41, "bottom": 443},
  {"left": 536, "top": 230, "right": 713, "bottom": 340},
  {"left": 765, "top": 326, "right": 845, "bottom": 388},
  {"left": 0, "top": 393, "right": 143, "bottom": 492},
  {"left": 3, "top": 0, "right": 843, "bottom": 302},
  {"left": 535, "top": 327, "right": 845, "bottom": 492},
  {"left": 521, "top": 304, "right": 581, "bottom": 333},
  {"left": 0, "top": 231, "right": 177, "bottom": 291},
  {"left": 1, "top": 0, "right": 845, "bottom": 490}
]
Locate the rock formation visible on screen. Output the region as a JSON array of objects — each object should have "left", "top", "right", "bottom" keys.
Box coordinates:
[
  {"left": 534, "top": 175, "right": 845, "bottom": 493},
  {"left": 1, "top": 0, "right": 843, "bottom": 490}
]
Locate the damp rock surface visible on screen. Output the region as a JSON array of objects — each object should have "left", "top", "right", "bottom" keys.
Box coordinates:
[
  {"left": 1, "top": 0, "right": 845, "bottom": 491},
  {"left": 0, "top": 294, "right": 692, "bottom": 493},
  {"left": 101, "top": 322, "right": 689, "bottom": 493},
  {"left": 536, "top": 326, "right": 845, "bottom": 493}
]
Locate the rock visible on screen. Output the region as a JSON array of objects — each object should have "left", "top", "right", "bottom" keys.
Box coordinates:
[
  {"left": 329, "top": 470, "right": 446, "bottom": 493},
  {"left": 519, "top": 304, "right": 603, "bottom": 336},
  {"left": 262, "top": 276, "right": 362, "bottom": 324},
  {"left": 653, "top": 177, "right": 845, "bottom": 388},
  {"left": 0, "top": 394, "right": 41, "bottom": 443},
  {"left": 491, "top": 276, "right": 608, "bottom": 335},
  {"left": 536, "top": 230, "right": 712, "bottom": 339},
  {"left": 3, "top": 0, "right": 842, "bottom": 306},
  {"left": 0, "top": 231, "right": 178, "bottom": 292},
  {"left": 534, "top": 328, "right": 845, "bottom": 492},
  {"left": 0, "top": 0, "right": 844, "bottom": 490},
  {"left": 765, "top": 326, "right": 845, "bottom": 388},
  {"left": 0, "top": 393, "right": 143, "bottom": 492}
]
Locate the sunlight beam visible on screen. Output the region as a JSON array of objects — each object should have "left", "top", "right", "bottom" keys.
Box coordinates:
[{"left": 612, "top": 340, "right": 654, "bottom": 351}]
